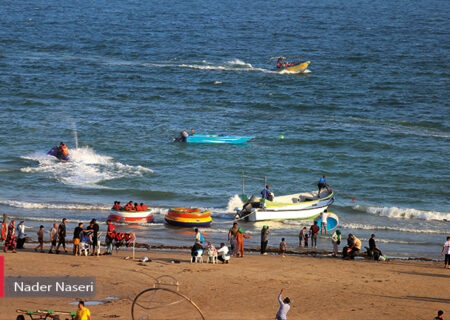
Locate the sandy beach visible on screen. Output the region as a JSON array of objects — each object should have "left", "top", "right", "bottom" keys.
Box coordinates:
[{"left": 1, "top": 247, "right": 448, "bottom": 320}]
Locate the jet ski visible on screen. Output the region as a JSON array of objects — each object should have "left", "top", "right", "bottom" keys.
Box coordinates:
[{"left": 47, "top": 146, "right": 70, "bottom": 161}]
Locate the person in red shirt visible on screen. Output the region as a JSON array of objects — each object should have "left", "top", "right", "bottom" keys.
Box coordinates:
[
  {"left": 310, "top": 221, "right": 320, "bottom": 249},
  {"left": 124, "top": 201, "right": 135, "bottom": 211},
  {"left": 134, "top": 202, "right": 142, "bottom": 211},
  {"left": 140, "top": 203, "right": 148, "bottom": 211},
  {"left": 105, "top": 220, "right": 116, "bottom": 255}
]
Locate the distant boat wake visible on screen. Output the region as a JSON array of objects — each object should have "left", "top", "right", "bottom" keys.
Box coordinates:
[{"left": 20, "top": 146, "right": 153, "bottom": 188}]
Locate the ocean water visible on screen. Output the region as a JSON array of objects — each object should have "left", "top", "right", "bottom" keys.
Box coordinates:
[{"left": 0, "top": 0, "right": 449, "bottom": 258}]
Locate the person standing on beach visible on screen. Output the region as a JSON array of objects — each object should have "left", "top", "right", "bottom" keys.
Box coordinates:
[
  {"left": 331, "top": 230, "right": 341, "bottom": 257},
  {"left": 16, "top": 221, "right": 31, "bottom": 249},
  {"left": 320, "top": 210, "right": 328, "bottom": 235},
  {"left": 236, "top": 227, "right": 251, "bottom": 257},
  {"left": 275, "top": 289, "right": 290, "bottom": 320},
  {"left": 228, "top": 222, "right": 239, "bottom": 256},
  {"left": 56, "top": 218, "right": 67, "bottom": 254},
  {"left": 87, "top": 219, "right": 99, "bottom": 256},
  {"left": 105, "top": 219, "right": 116, "bottom": 255},
  {"left": 75, "top": 301, "right": 91, "bottom": 320},
  {"left": 317, "top": 175, "right": 331, "bottom": 198},
  {"left": 442, "top": 236, "right": 450, "bottom": 269},
  {"left": 310, "top": 221, "right": 320, "bottom": 248},
  {"left": 49, "top": 223, "right": 58, "bottom": 254},
  {"left": 279, "top": 238, "right": 287, "bottom": 258},
  {"left": 194, "top": 228, "right": 204, "bottom": 245},
  {"left": 261, "top": 225, "right": 270, "bottom": 255},
  {"left": 4, "top": 220, "right": 16, "bottom": 253},
  {"left": 34, "top": 225, "right": 45, "bottom": 252},
  {"left": 298, "top": 227, "right": 306, "bottom": 247},
  {"left": 1, "top": 214, "right": 8, "bottom": 248},
  {"left": 73, "top": 223, "right": 84, "bottom": 256}
]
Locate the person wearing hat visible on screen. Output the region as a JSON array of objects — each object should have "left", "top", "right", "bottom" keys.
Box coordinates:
[
  {"left": 236, "top": 227, "right": 252, "bottom": 258},
  {"left": 331, "top": 229, "right": 341, "bottom": 257},
  {"left": 260, "top": 225, "right": 270, "bottom": 255}
]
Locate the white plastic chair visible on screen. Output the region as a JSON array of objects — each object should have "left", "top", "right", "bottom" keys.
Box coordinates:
[{"left": 193, "top": 249, "right": 203, "bottom": 263}]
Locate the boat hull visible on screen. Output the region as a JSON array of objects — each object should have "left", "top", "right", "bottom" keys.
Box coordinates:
[
  {"left": 185, "top": 134, "right": 254, "bottom": 144},
  {"left": 272, "top": 61, "right": 310, "bottom": 73},
  {"left": 248, "top": 190, "right": 334, "bottom": 221},
  {"left": 108, "top": 209, "right": 154, "bottom": 223}
]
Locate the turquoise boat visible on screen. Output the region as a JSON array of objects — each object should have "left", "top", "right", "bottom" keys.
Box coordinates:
[{"left": 185, "top": 134, "right": 254, "bottom": 144}]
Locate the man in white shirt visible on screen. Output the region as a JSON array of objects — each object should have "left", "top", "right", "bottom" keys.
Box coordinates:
[
  {"left": 275, "top": 289, "right": 290, "bottom": 320},
  {"left": 217, "top": 243, "right": 230, "bottom": 264},
  {"left": 442, "top": 236, "right": 450, "bottom": 269},
  {"left": 48, "top": 223, "right": 58, "bottom": 254},
  {"left": 320, "top": 210, "right": 329, "bottom": 235}
]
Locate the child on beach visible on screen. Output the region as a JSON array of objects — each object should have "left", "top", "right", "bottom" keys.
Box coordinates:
[
  {"left": 298, "top": 227, "right": 306, "bottom": 247},
  {"left": 34, "top": 225, "right": 44, "bottom": 252},
  {"left": 279, "top": 238, "right": 287, "bottom": 257},
  {"left": 48, "top": 223, "right": 58, "bottom": 254},
  {"left": 304, "top": 233, "right": 309, "bottom": 248}
]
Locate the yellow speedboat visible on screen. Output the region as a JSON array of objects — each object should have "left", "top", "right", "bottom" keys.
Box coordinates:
[{"left": 271, "top": 56, "right": 310, "bottom": 73}]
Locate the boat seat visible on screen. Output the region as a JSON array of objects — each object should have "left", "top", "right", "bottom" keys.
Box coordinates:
[{"left": 292, "top": 198, "right": 298, "bottom": 203}]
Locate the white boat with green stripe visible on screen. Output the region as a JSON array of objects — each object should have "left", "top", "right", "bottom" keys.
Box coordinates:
[{"left": 239, "top": 190, "right": 334, "bottom": 222}]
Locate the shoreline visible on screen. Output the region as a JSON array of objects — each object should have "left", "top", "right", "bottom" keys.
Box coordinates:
[{"left": 16, "top": 239, "right": 444, "bottom": 262}]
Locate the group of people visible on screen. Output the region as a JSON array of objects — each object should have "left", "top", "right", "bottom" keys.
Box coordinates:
[
  {"left": 112, "top": 201, "right": 149, "bottom": 211},
  {"left": 1, "top": 214, "right": 118, "bottom": 257},
  {"left": 191, "top": 228, "right": 230, "bottom": 263}
]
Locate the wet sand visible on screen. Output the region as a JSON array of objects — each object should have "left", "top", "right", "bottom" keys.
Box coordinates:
[{"left": 0, "top": 248, "right": 448, "bottom": 319}]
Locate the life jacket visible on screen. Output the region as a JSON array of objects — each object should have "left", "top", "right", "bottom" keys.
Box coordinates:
[
  {"left": 276, "top": 62, "right": 281, "bottom": 68},
  {"left": 124, "top": 204, "right": 133, "bottom": 211},
  {"left": 112, "top": 204, "right": 121, "bottom": 211},
  {"left": 60, "top": 144, "right": 69, "bottom": 156},
  {"left": 141, "top": 205, "right": 148, "bottom": 211},
  {"left": 107, "top": 224, "right": 116, "bottom": 237},
  {"left": 113, "top": 232, "right": 134, "bottom": 247},
  {"left": 135, "top": 205, "right": 143, "bottom": 211}
]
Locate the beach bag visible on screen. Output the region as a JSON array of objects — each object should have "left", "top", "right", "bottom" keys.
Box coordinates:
[{"left": 200, "top": 233, "right": 205, "bottom": 244}]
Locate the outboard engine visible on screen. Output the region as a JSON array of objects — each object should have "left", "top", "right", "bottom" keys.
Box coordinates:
[
  {"left": 173, "top": 130, "right": 189, "bottom": 142},
  {"left": 235, "top": 195, "right": 262, "bottom": 221}
]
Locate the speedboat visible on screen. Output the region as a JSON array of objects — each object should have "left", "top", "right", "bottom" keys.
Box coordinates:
[
  {"left": 185, "top": 134, "right": 254, "bottom": 144},
  {"left": 270, "top": 56, "right": 310, "bottom": 73},
  {"left": 47, "top": 146, "right": 70, "bottom": 161},
  {"left": 236, "top": 190, "right": 334, "bottom": 222},
  {"left": 108, "top": 209, "right": 154, "bottom": 223}
]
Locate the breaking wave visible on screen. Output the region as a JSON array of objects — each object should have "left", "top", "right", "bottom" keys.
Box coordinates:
[
  {"left": 20, "top": 146, "right": 153, "bottom": 187},
  {"left": 355, "top": 205, "right": 450, "bottom": 221}
]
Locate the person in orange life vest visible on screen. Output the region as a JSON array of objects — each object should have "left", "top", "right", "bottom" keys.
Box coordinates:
[
  {"left": 59, "top": 142, "right": 69, "bottom": 156},
  {"left": 134, "top": 202, "right": 143, "bottom": 211},
  {"left": 124, "top": 201, "right": 135, "bottom": 211},
  {"left": 276, "top": 58, "right": 283, "bottom": 68},
  {"left": 236, "top": 228, "right": 252, "bottom": 258},
  {"left": 112, "top": 201, "right": 121, "bottom": 211},
  {"left": 140, "top": 203, "right": 149, "bottom": 211}
]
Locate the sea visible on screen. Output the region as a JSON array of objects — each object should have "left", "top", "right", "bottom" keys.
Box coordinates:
[{"left": 0, "top": 0, "right": 449, "bottom": 259}]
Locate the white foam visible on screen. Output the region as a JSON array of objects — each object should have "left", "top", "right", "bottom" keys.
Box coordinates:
[
  {"left": 20, "top": 146, "right": 153, "bottom": 187},
  {"left": 226, "top": 194, "right": 244, "bottom": 213},
  {"left": 0, "top": 200, "right": 110, "bottom": 211},
  {"left": 358, "top": 205, "right": 450, "bottom": 221},
  {"left": 341, "top": 222, "right": 447, "bottom": 235},
  {"left": 225, "top": 58, "right": 253, "bottom": 68},
  {"left": 178, "top": 59, "right": 267, "bottom": 73}
]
